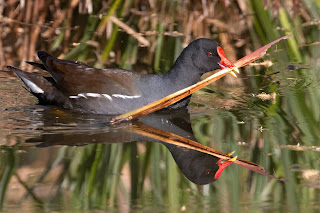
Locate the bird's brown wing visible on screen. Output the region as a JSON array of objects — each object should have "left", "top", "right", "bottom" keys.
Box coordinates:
[{"left": 37, "top": 51, "right": 142, "bottom": 96}]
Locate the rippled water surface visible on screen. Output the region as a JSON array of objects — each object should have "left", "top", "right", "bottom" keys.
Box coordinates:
[
  {"left": 1, "top": 1, "right": 320, "bottom": 211},
  {"left": 1, "top": 54, "right": 320, "bottom": 212}
]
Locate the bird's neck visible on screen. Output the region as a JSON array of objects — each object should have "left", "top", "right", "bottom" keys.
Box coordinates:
[{"left": 162, "top": 52, "right": 202, "bottom": 89}]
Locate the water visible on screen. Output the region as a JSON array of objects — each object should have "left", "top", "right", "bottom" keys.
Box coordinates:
[
  {"left": 1, "top": 5, "right": 320, "bottom": 210},
  {"left": 1, "top": 53, "right": 320, "bottom": 212}
]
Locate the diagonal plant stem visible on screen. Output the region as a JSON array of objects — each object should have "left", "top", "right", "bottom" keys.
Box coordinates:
[
  {"left": 131, "top": 122, "right": 288, "bottom": 181},
  {"left": 111, "top": 35, "right": 293, "bottom": 124},
  {"left": 14, "top": 172, "right": 44, "bottom": 205}
]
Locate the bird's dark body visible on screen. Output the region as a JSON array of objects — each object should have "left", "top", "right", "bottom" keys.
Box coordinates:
[{"left": 7, "top": 38, "right": 228, "bottom": 115}]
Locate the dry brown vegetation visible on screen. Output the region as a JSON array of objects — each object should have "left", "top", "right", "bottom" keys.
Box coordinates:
[{"left": 0, "top": 0, "right": 308, "bottom": 71}]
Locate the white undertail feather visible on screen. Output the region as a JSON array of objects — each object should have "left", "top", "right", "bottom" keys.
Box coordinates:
[{"left": 20, "top": 76, "right": 44, "bottom": 94}]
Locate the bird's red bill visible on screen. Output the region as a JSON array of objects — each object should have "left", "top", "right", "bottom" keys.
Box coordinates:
[
  {"left": 214, "top": 158, "right": 235, "bottom": 179},
  {"left": 217, "top": 46, "right": 236, "bottom": 69}
]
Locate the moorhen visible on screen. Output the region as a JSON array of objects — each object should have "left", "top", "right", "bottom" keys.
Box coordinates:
[
  {"left": 26, "top": 108, "right": 236, "bottom": 184},
  {"left": 7, "top": 38, "right": 239, "bottom": 114},
  {"left": 164, "top": 143, "right": 236, "bottom": 184}
]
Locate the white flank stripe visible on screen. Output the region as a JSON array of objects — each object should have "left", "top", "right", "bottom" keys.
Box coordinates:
[
  {"left": 68, "top": 93, "right": 141, "bottom": 101},
  {"left": 69, "top": 93, "right": 113, "bottom": 101},
  {"left": 112, "top": 94, "right": 141, "bottom": 99},
  {"left": 20, "top": 76, "right": 44, "bottom": 94},
  {"left": 102, "top": 94, "right": 112, "bottom": 101},
  {"left": 78, "top": 94, "right": 87, "bottom": 99},
  {"left": 86, "top": 93, "right": 101, "bottom": 97}
]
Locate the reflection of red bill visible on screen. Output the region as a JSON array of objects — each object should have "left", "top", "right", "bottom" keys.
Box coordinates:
[
  {"left": 217, "top": 46, "right": 239, "bottom": 77},
  {"left": 214, "top": 156, "right": 238, "bottom": 179}
]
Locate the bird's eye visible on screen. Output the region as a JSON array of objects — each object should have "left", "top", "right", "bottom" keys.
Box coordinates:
[
  {"left": 205, "top": 169, "right": 211, "bottom": 174},
  {"left": 208, "top": 52, "right": 213, "bottom": 57}
]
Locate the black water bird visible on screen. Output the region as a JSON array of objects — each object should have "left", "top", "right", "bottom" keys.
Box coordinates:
[{"left": 7, "top": 38, "right": 238, "bottom": 114}]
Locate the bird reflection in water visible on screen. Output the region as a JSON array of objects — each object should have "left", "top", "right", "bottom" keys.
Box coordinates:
[{"left": 27, "top": 108, "right": 286, "bottom": 184}]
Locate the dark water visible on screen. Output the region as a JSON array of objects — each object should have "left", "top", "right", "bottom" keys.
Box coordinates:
[{"left": 1, "top": 49, "right": 320, "bottom": 212}]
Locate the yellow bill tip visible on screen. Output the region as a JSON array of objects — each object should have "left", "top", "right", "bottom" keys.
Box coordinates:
[
  {"left": 229, "top": 71, "right": 237, "bottom": 77},
  {"left": 231, "top": 66, "right": 240, "bottom": 73},
  {"left": 227, "top": 151, "right": 235, "bottom": 156},
  {"left": 228, "top": 156, "right": 238, "bottom": 162}
]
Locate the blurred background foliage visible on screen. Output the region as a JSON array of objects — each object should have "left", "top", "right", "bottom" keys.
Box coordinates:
[
  {"left": 1, "top": 0, "right": 317, "bottom": 72},
  {"left": 1, "top": 0, "right": 320, "bottom": 212}
]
